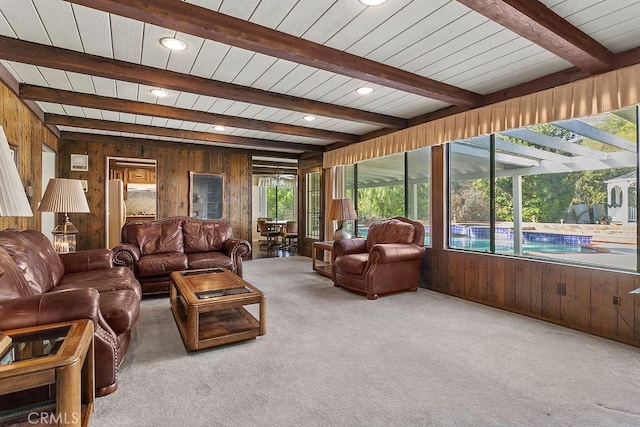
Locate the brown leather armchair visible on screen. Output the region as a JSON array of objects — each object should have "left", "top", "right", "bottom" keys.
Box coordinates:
[{"left": 332, "top": 217, "right": 426, "bottom": 300}]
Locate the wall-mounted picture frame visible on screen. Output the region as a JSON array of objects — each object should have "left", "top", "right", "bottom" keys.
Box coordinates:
[
  {"left": 8, "top": 143, "right": 17, "bottom": 165},
  {"left": 189, "top": 172, "right": 225, "bottom": 219},
  {"left": 70, "top": 154, "right": 89, "bottom": 171}
]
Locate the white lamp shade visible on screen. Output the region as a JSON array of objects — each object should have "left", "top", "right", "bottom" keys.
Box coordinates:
[
  {"left": 0, "top": 126, "right": 33, "bottom": 217},
  {"left": 39, "top": 178, "right": 90, "bottom": 213}
]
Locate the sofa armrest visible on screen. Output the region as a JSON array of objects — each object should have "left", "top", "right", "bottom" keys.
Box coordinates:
[
  {"left": 222, "top": 238, "right": 251, "bottom": 258},
  {"left": 0, "top": 288, "right": 114, "bottom": 336},
  {"left": 60, "top": 249, "right": 113, "bottom": 274},
  {"left": 368, "top": 244, "right": 425, "bottom": 264},
  {"left": 112, "top": 243, "right": 141, "bottom": 270},
  {"left": 333, "top": 238, "right": 367, "bottom": 260}
]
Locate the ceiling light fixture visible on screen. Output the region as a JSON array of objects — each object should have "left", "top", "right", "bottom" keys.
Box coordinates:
[
  {"left": 360, "top": 0, "right": 388, "bottom": 6},
  {"left": 160, "top": 37, "right": 188, "bottom": 51},
  {"left": 150, "top": 88, "right": 169, "bottom": 97},
  {"left": 356, "top": 86, "right": 374, "bottom": 95},
  {"left": 213, "top": 125, "right": 225, "bottom": 131},
  {"left": 303, "top": 115, "right": 317, "bottom": 121}
]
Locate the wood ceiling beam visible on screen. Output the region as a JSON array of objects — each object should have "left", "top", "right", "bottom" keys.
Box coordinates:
[
  {"left": 251, "top": 161, "right": 298, "bottom": 169},
  {"left": 0, "top": 36, "right": 404, "bottom": 129},
  {"left": 60, "top": 131, "right": 302, "bottom": 159},
  {"left": 21, "top": 85, "right": 356, "bottom": 143},
  {"left": 64, "top": 0, "right": 482, "bottom": 108},
  {"left": 45, "top": 114, "right": 323, "bottom": 153},
  {"left": 457, "top": 0, "right": 614, "bottom": 73}
]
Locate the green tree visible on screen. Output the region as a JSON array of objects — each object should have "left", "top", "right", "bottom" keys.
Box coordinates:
[{"left": 357, "top": 185, "right": 405, "bottom": 224}]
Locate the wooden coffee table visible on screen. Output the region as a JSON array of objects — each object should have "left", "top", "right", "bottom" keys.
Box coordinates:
[{"left": 170, "top": 268, "right": 266, "bottom": 351}]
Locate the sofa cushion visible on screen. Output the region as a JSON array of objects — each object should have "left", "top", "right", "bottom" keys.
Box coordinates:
[
  {"left": 333, "top": 253, "right": 369, "bottom": 275},
  {"left": 98, "top": 289, "right": 141, "bottom": 335},
  {"left": 123, "top": 218, "right": 184, "bottom": 256},
  {"left": 0, "top": 229, "right": 65, "bottom": 294},
  {"left": 0, "top": 247, "right": 37, "bottom": 300},
  {"left": 183, "top": 219, "right": 232, "bottom": 254},
  {"left": 136, "top": 252, "right": 188, "bottom": 277},
  {"left": 187, "top": 252, "right": 233, "bottom": 270},
  {"left": 366, "top": 219, "right": 416, "bottom": 252},
  {"left": 53, "top": 267, "right": 143, "bottom": 300}
]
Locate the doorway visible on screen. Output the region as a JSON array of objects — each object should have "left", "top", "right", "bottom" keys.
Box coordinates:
[{"left": 105, "top": 157, "right": 157, "bottom": 248}]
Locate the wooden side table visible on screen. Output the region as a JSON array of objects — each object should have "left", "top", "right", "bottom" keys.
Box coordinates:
[
  {"left": 312, "top": 241, "right": 334, "bottom": 278},
  {"left": 0, "top": 320, "right": 95, "bottom": 426}
]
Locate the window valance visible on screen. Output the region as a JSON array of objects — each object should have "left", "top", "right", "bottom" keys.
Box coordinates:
[{"left": 323, "top": 63, "right": 640, "bottom": 168}]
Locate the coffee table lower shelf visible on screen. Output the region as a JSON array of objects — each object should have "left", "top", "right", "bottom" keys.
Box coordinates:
[{"left": 171, "top": 301, "right": 260, "bottom": 351}]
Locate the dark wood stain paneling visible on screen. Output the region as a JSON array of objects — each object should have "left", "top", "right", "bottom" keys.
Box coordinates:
[
  {"left": 0, "top": 81, "right": 59, "bottom": 232},
  {"left": 514, "top": 259, "right": 531, "bottom": 312},
  {"left": 60, "top": 137, "right": 252, "bottom": 250}
]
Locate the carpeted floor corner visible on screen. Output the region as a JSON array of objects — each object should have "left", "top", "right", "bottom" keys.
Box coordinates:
[{"left": 92, "top": 256, "right": 640, "bottom": 426}]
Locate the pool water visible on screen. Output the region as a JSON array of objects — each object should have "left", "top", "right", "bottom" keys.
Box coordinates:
[{"left": 450, "top": 237, "right": 594, "bottom": 254}]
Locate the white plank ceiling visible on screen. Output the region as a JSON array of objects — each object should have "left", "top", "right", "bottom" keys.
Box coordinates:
[{"left": 1, "top": 0, "right": 640, "bottom": 158}]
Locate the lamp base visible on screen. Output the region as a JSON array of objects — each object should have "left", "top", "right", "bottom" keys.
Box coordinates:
[{"left": 333, "top": 227, "right": 351, "bottom": 240}]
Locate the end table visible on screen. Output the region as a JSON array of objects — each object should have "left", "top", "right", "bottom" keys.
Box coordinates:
[{"left": 0, "top": 319, "right": 94, "bottom": 426}]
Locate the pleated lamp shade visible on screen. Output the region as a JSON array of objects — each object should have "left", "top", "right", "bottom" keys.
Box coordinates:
[
  {"left": 328, "top": 198, "right": 357, "bottom": 221},
  {"left": 39, "top": 179, "right": 90, "bottom": 214},
  {"left": 0, "top": 126, "right": 33, "bottom": 217}
]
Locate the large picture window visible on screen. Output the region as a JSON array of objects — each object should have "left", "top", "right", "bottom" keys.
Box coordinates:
[{"left": 448, "top": 106, "right": 638, "bottom": 272}]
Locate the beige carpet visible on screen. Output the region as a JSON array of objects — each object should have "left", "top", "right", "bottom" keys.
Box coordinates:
[{"left": 92, "top": 256, "right": 640, "bottom": 426}]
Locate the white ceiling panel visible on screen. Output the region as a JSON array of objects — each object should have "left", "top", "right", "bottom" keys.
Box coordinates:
[
  {"left": 91, "top": 76, "right": 117, "bottom": 97},
  {"left": 211, "top": 47, "right": 255, "bottom": 83},
  {"left": 231, "top": 53, "right": 278, "bottom": 87},
  {"left": 72, "top": 4, "right": 112, "bottom": 57},
  {"left": 166, "top": 32, "right": 204, "bottom": 74},
  {"left": 111, "top": 15, "right": 143, "bottom": 64},
  {"left": 33, "top": 0, "right": 83, "bottom": 51},
  {"left": 275, "top": 0, "right": 336, "bottom": 37},
  {"left": 0, "top": 10, "right": 17, "bottom": 38},
  {"left": 249, "top": 0, "right": 298, "bottom": 30},
  {"left": 67, "top": 71, "right": 95, "bottom": 94},
  {"left": 219, "top": 0, "right": 260, "bottom": 20},
  {"left": 1, "top": 0, "right": 49, "bottom": 45},
  {"left": 140, "top": 24, "right": 173, "bottom": 69},
  {"left": 39, "top": 68, "right": 72, "bottom": 91}
]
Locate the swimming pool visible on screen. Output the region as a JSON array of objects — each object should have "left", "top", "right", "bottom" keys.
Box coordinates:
[{"left": 450, "top": 237, "right": 596, "bottom": 254}]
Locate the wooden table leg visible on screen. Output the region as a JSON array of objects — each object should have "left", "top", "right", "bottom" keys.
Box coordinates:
[
  {"left": 56, "top": 362, "right": 82, "bottom": 427},
  {"left": 259, "top": 295, "right": 266, "bottom": 336}
]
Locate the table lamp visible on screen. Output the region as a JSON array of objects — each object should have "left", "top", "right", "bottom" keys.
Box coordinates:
[
  {"left": 0, "top": 126, "right": 33, "bottom": 218},
  {"left": 38, "top": 178, "right": 90, "bottom": 253},
  {"left": 328, "top": 198, "right": 357, "bottom": 240}
]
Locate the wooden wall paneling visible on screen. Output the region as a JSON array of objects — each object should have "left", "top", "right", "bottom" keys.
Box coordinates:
[
  {"left": 486, "top": 256, "right": 506, "bottom": 305},
  {"left": 541, "top": 263, "right": 561, "bottom": 320},
  {"left": 530, "top": 262, "right": 543, "bottom": 315},
  {"left": 59, "top": 137, "right": 252, "bottom": 250},
  {"left": 504, "top": 258, "right": 516, "bottom": 309},
  {"left": 464, "top": 253, "right": 480, "bottom": 299},
  {"left": 616, "top": 274, "right": 636, "bottom": 340},
  {"left": 447, "top": 251, "right": 465, "bottom": 296},
  {"left": 562, "top": 266, "right": 590, "bottom": 329},
  {"left": 589, "top": 270, "right": 618, "bottom": 336},
  {"left": 1, "top": 82, "right": 59, "bottom": 232},
  {"left": 477, "top": 253, "right": 490, "bottom": 301},
  {"left": 436, "top": 250, "right": 449, "bottom": 293},
  {"left": 514, "top": 259, "right": 532, "bottom": 312}
]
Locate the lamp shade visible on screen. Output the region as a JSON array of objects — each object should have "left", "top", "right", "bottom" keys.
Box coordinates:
[
  {"left": 0, "top": 126, "right": 33, "bottom": 217},
  {"left": 39, "top": 179, "right": 90, "bottom": 213},
  {"left": 328, "top": 198, "right": 357, "bottom": 221}
]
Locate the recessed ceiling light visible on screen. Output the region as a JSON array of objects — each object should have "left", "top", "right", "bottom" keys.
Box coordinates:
[
  {"left": 303, "top": 115, "right": 317, "bottom": 121},
  {"left": 150, "top": 88, "right": 169, "bottom": 97},
  {"left": 160, "top": 37, "right": 188, "bottom": 51},
  {"left": 356, "top": 86, "right": 374, "bottom": 95},
  {"left": 213, "top": 125, "right": 225, "bottom": 131},
  {"left": 360, "top": 0, "right": 387, "bottom": 5}
]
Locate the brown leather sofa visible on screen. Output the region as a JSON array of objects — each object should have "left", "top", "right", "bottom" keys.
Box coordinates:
[
  {"left": 332, "top": 216, "right": 426, "bottom": 300},
  {"left": 0, "top": 229, "right": 141, "bottom": 396},
  {"left": 112, "top": 216, "right": 251, "bottom": 295}
]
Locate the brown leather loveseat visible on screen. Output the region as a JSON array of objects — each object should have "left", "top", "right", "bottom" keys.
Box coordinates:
[
  {"left": 112, "top": 216, "right": 251, "bottom": 295},
  {"left": 0, "top": 229, "right": 142, "bottom": 396},
  {"left": 332, "top": 216, "right": 426, "bottom": 300}
]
